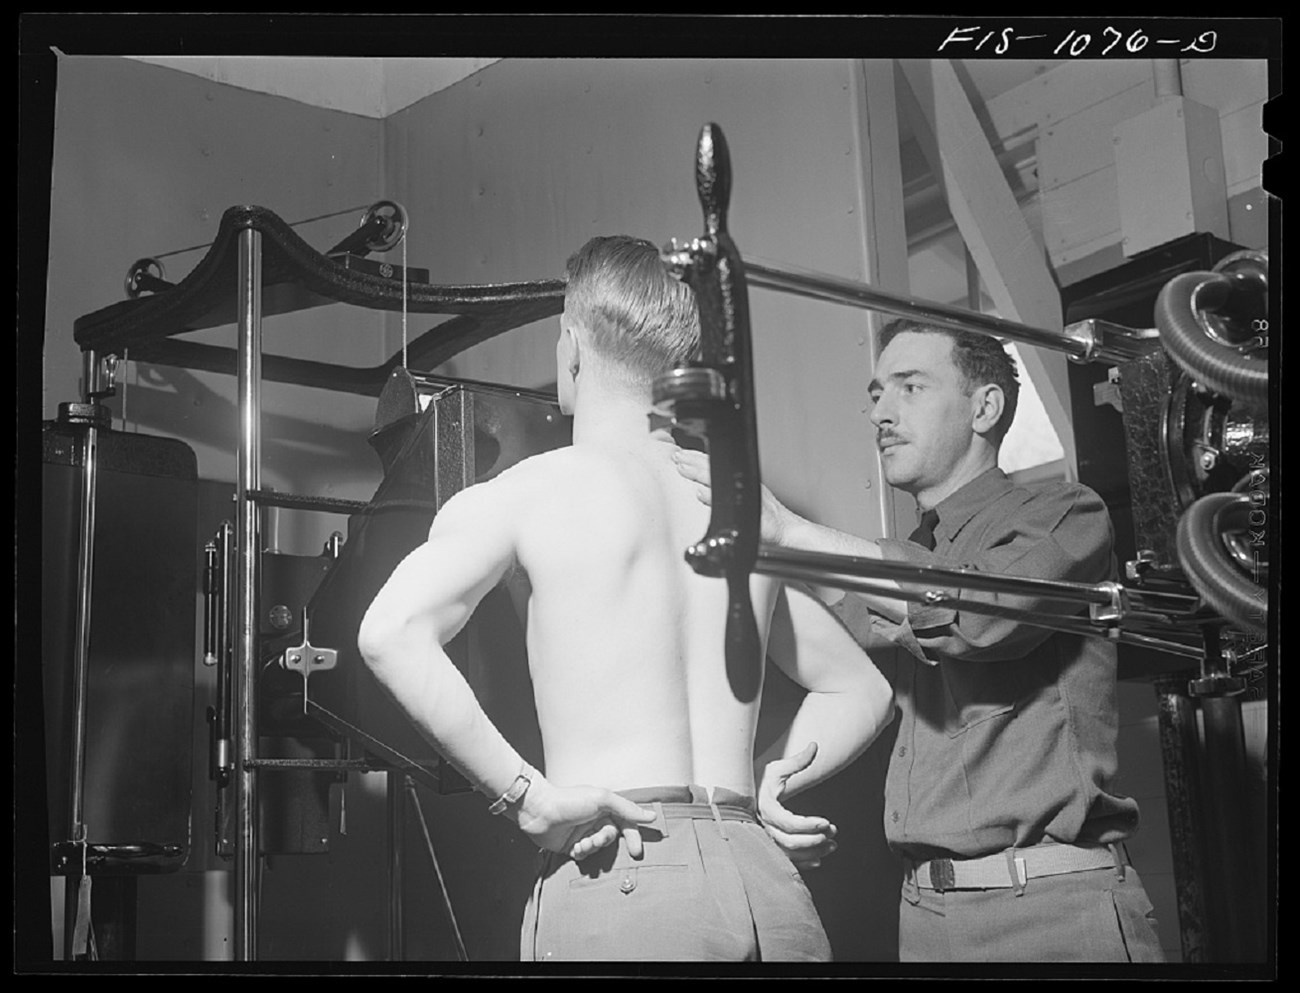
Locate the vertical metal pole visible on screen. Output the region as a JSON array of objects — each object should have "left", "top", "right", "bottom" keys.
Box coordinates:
[
  {"left": 215, "top": 522, "right": 235, "bottom": 859},
  {"left": 388, "top": 773, "right": 406, "bottom": 961},
  {"left": 68, "top": 350, "right": 102, "bottom": 845},
  {"left": 234, "top": 228, "right": 263, "bottom": 961},
  {"left": 63, "top": 349, "right": 103, "bottom": 959}
]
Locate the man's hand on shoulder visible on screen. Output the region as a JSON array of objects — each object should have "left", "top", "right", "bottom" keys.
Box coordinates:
[
  {"left": 671, "top": 447, "right": 793, "bottom": 546},
  {"left": 758, "top": 742, "right": 839, "bottom": 869},
  {"left": 512, "top": 775, "right": 658, "bottom": 862}
]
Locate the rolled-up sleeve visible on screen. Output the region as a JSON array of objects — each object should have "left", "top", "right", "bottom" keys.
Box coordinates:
[{"left": 845, "top": 484, "right": 1115, "bottom": 665}]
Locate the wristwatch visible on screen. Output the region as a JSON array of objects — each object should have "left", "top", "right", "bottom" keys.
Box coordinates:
[{"left": 488, "top": 763, "right": 534, "bottom": 816}]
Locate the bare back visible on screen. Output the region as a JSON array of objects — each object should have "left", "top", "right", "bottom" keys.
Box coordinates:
[{"left": 504, "top": 439, "right": 780, "bottom": 795}]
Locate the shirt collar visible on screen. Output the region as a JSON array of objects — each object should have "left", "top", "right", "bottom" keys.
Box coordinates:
[{"left": 927, "top": 467, "right": 1012, "bottom": 544}]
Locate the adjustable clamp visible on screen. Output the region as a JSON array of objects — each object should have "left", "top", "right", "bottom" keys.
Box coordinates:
[
  {"left": 279, "top": 609, "right": 338, "bottom": 712},
  {"left": 1089, "top": 581, "right": 1130, "bottom": 628}
]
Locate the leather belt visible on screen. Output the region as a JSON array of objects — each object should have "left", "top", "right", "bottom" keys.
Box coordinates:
[
  {"left": 639, "top": 801, "right": 758, "bottom": 840},
  {"left": 914, "top": 843, "right": 1119, "bottom": 892},
  {"left": 654, "top": 802, "right": 757, "bottom": 823}
]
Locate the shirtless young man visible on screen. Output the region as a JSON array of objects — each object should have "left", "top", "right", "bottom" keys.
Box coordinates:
[{"left": 357, "top": 235, "right": 893, "bottom": 962}]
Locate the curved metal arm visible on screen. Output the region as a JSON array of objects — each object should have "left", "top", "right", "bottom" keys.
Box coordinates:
[
  {"left": 654, "top": 122, "right": 1255, "bottom": 665},
  {"left": 659, "top": 123, "right": 763, "bottom": 703},
  {"left": 73, "top": 204, "right": 564, "bottom": 360}
]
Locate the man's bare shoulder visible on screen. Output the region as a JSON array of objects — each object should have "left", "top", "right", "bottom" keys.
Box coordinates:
[
  {"left": 491, "top": 445, "right": 590, "bottom": 490},
  {"left": 493, "top": 444, "right": 643, "bottom": 493},
  {"left": 461, "top": 448, "right": 599, "bottom": 522},
  {"left": 427, "top": 451, "right": 583, "bottom": 529},
  {"left": 487, "top": 444, "right": 683, "bottom": 543}
]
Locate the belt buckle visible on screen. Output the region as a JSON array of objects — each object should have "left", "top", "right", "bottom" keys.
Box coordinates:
[{"left": 929, "top": 858, "right": 955, "bottom": 893}]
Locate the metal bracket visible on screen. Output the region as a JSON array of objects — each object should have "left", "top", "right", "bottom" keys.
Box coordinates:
[
  {"left": 661, "top": 236, "right": 718, "bottom": 280},
  {"left": 1187, "top": 671, "right": 1247, "bottom": 697},
  {"left": 1089, "top": 581, "right": 1130, "bottom": 626},
  {"left": 280, "top": 609, "right": 338, "bottom": 713},
  {"left": 1092, "top": 366, "right": 1124, "bottom": 414},
  {"left": 1125, "top": 549, "right": 1185, "bottom": 584},
  {"left": 685, "top": 528, "right": 738, "bottom": 578},
  {"left": 1063, "top": 318, "right": 1163, "bottom": 365}
]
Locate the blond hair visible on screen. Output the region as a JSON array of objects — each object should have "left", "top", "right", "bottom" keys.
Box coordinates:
[{"left": 564, "top": 235, "right": 700, "bottom": 382}]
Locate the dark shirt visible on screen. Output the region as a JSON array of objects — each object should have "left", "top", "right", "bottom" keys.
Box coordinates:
[{"left": 831, "top": 468, "right": 1139, "bottom": 861}]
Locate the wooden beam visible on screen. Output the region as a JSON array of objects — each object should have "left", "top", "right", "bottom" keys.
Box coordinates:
[
  {"left": 854, "top": 61, "right": 910, "bottom": 299},
  {"left": 992, "top": 58, "right": 1151, "bottom": 133},
  {"left": 850, "top": 59, "right": 915, "bottom": 541},
  {"left": 897, "top": 58, "right": 1079, "bottom": 480}
]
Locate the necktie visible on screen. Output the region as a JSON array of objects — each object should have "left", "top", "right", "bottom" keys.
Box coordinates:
[{"left": 908, "top": 509, "right": 939, "bottom": 550}]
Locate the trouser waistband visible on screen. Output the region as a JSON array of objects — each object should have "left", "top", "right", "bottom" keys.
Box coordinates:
[
  {"left": 617, "top": 785, "right": 755, "bottom": 812},
  {"left": 907, "top": 842, "right": 1125, "bottom": 893},
  {"left": 614, "top": 786, "right": 758, "bottom": 837}
]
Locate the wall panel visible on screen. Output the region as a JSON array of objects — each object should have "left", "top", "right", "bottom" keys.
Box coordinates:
[{"left": 46, "top": 56, "right": 390, "bottom": 552}]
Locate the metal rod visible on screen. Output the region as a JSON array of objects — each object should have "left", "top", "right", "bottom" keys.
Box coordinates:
[
  {"left": 405, "top": 778, "right": 469, "bottom": 962},
  {"left": 246, "top": 488, "right": 369, "bottom": 515},
  {"left": 757, "top": 558, "right": 1206, "bottom": 661},
  {"left": 67, "top": 352, "right": 101, "bottom": 846},
  {"left": 243, "top": 757, "right": 381, "bottom": 770},
  {"left": 759, "top": 544, "right": 1115, "bottom": 604},
  {"left": 406, "top": 371, "right": 562, "bottom": 407},
  {"left": 303, "top": 699, "right": 444, "bottom": 793},
  {"left": 202, "top": 540, "right": 218, "bottom": 668},
  {"left": 761, "top": 543, "right": 1204, "bottom": 626},
  {"left": 744, "top": 257, "right": 1091, "bottom": 361},
  {"left": 234, "top": 228, "right": 262, "bottom": 962},
  {"left": 214, "top": 521, "right": 235, "bottom": 858},
  {"left": 217, "top": 522, "right": 234, "bottom": 766},
  {"left": 1124, "top": 586, "right": 1205, "bottom": 617},
  {"left": 64, "top": 349, "right": 103, "bottom": 961},
  {"left": 388, "top": 773, "right": 405, "bottom": 962}
]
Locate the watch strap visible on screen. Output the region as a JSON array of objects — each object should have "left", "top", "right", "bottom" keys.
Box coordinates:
[{"left": 488, "top": 764, "right": 533, "bottom": 816}]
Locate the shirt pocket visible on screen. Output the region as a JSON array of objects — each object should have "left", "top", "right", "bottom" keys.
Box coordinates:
[{"left": 940, "top": 658, "right": 1027, "bottom": 737}]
